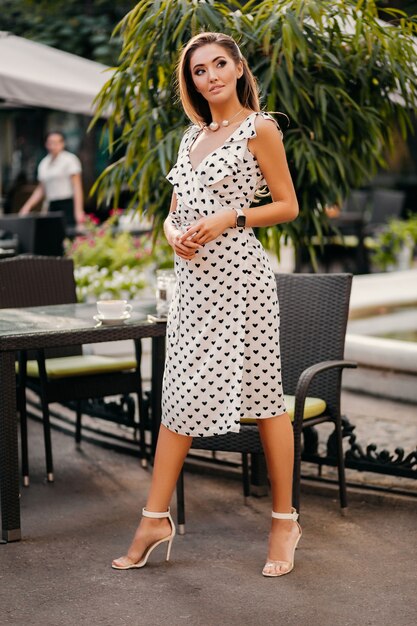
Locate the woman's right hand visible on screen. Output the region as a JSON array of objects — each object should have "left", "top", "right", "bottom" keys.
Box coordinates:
[{"left": 168, "top": 229, "right": 203, "bottom": 261}]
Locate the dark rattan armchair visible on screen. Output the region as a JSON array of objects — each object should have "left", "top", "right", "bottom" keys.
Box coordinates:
[
  {"left": 175, "top": 273, "right": 356, "bottom": 533},
  {"left": 364, "top": 188, "right": 406, "bottom": 235},
  {"left": 0, "top": 255, "right": 146, "bottom": 485}
]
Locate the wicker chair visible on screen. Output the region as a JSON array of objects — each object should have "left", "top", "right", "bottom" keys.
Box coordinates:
[
  {"left": 0, "top": 214, "right": 66, "bottom": 256},
  {"left": 0, "top": 255, "right": 146, "bottom": 485},
  {"left": 175, "top": 273, "right": 356, "bottom": 533},
  {"left": 365, "top": 188, "right": 406, "bottom": 235}
]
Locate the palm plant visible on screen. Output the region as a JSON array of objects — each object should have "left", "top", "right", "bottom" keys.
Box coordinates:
[{"left": 90, "top": 0, "right": 417, "bottom": 260}]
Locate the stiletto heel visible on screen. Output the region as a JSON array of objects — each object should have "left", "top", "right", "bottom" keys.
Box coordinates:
[
  {"left": 112, "top": 507, "right": 176, "bottom": 570},
  {"left": 166, "top": 537, "right": 174, "bottom": 561},
  {"left": 262, "top": 507, "right": 302, "bottom": 577}
]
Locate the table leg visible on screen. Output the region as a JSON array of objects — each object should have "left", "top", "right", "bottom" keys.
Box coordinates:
[
  {"left": 356, "top": 224, "right": 369, "bottom": 274},
  {"left": 0, "top": 351, "right": 21, "bottom": 542},
  {"left": 250, "top": 453, "right": 269, "bottom": 496},
  {"left": 150, "top": 335, "right": 166, "bottom": 457}
]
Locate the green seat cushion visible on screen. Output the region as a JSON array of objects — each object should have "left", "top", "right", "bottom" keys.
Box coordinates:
[
  {"left": 240, "top": 395, "right": 326, "bottom": 424},
  {"left": 23, "top": 355, "right": 137, "bottom": 379}
]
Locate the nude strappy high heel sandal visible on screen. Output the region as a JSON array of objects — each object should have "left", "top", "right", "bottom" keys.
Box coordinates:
[
  {"left": 112, "top": 507, "right": 176, "bottom": 570},
  {"left": 262, "top": 507, "right": 302, "bottom": 577}
]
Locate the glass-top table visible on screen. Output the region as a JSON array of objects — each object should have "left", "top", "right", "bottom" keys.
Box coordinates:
[{"left": 0, "top": 300, "right": 167, "bottom": 543}]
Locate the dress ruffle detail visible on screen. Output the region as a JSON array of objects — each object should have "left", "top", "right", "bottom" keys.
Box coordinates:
[{"left": 166, "top": 111, "right": 279, "bottom": 188}]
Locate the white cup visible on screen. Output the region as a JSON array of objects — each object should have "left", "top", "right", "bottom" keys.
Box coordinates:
[{"left": 96, "top": 300, "right": 132, "bottom": 319}]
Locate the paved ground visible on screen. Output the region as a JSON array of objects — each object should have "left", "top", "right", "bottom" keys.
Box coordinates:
[{"left": 0, "top": 411, "right": 416, "bottom": 626}]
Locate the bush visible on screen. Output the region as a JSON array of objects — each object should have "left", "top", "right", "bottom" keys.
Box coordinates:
[
  {"left": 371, "top": 214, "right": 417, "bottom": 271},
  {"left": 64, "top": 211, "right": 174, "bottom": 300}
]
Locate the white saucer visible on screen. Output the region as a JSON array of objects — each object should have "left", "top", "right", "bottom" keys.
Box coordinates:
[
  {"left": 147, "top": 314, "right": 168, "bottom": 323},
  {"left": 93, "top": 312, "right": 131, "bottom": 326}
]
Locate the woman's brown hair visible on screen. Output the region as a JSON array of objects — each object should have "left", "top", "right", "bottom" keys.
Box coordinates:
[{"left": 177, "top": 32, "right": 260, "bottom": 126}]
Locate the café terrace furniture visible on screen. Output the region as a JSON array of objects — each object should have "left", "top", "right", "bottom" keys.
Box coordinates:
[
  {"left": 294, "top": 216, "right": 368, "bottom": 274},
  {"left": 341, "top": 190, "right": 370, "bottom": 216},
  {"left": 338, "top": 188, "right": 406, "bottom": 272},
  {"left": 0, "top": 255, "right": 149, "bottom": 485},
  {"left": 0, "top": 229, "right": 19, "bottom": 259},
  {"left": 0, "top": 300, "right": 166, "bottom": 542},
  {"left": 364, "top": 188, "right": 406, "bottom": 236},
  {"left": 0, "top": 273, "right": 356, "bottom": 542},
  {"left": 295, "top": 188, "right": 407, "bottom": 274},
  {"left": 323, "top": 189, "right": 371, "bottom": 274},
  {"left": 175, "top": 273, "right": 356, "bottom": 533},
  {"left": 0, "top": 214, "right": 66, "bottom": 257}
]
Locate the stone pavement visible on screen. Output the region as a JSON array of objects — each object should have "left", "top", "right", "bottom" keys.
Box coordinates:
[{"left": 0, "top": 411, "right": 416, "bottom": 626}]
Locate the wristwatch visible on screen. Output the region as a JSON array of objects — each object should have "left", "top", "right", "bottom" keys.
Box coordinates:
[{"left": 233, "top": 208, "right": 246, "bottom": 228}]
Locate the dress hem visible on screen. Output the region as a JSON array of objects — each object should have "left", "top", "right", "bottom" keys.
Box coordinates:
[
  {"left": 161, "top": 420, "right": 241, "bottom": 437},
  {"left": 248, "top": 408, "right": 287, "bottom": 420},
  {"left": 161, "top": 407, "right": 287, "bottom": 438}
]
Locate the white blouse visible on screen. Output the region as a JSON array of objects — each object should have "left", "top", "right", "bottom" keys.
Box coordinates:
[{"left": 37, "top": 150, "right": 81, "bottom": 201}]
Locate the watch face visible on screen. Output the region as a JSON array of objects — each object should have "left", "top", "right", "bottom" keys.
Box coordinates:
[{"left": 237, "top": 214, "right": 246, "bottom": 227}]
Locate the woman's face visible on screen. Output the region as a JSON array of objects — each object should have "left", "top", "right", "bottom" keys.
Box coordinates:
[
  {"left": 189, "top": 43, "right": 243, "bottom": 105},
  {"left": 45, "top": 134, "right": 65, "bottom": 157}
]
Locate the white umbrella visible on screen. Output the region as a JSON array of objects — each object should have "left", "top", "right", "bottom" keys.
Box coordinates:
[{"left": 0, "top": 31, "right": 111, "bottom": 116}]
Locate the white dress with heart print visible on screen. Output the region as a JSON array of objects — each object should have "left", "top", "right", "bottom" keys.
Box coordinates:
[{"left": 161, "top": 111, "right": 286, "bottom": 437}]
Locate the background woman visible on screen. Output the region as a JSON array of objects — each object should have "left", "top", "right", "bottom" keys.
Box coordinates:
[
  {"left": 112, "top": 31, "right": 300, "bottom": 578},
  {"left": 19, "top": 130, "right": 85, "bottom": 228}
]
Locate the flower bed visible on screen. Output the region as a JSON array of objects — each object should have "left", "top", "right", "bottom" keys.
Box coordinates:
[{"left": 64, "top": 211, "right": 174, "bottom": 301}]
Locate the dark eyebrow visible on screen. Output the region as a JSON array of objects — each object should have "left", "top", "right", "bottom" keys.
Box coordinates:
[{"left": 192, "top": 56, "right": 226, "bottom": 70}]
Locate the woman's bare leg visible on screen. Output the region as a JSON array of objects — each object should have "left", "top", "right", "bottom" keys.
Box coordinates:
[
  {"left": 112, "top": 424, "right": 192, "bottom": 566},
  {"left": 257, "top": 413, "right": 301, "bottom": 574}
]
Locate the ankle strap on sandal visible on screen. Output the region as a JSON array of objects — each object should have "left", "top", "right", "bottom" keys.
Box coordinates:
[
  {"left": 272, "top": 508, "right": 299, "bottom": 521},
  {"left": 142, "top": 507, "right": 171, "bottom": 518}
]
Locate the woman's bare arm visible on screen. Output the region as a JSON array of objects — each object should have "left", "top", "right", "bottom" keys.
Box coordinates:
[
  {"left": 71, "top": 173, "right": 85, "bottom": 225},
  {"left": 19, "top": 183, "right": 45, "bottom": 215},
  {"left": 245, "top": 117, "right": 299, "bottom": 226},
  {"left": 179, "top": 117, "right": 298, "bottom": 245}
]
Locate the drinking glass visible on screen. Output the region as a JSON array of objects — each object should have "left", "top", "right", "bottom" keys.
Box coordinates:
[{"left": 156, "top": 269, "right": 176, "bottom": 317}]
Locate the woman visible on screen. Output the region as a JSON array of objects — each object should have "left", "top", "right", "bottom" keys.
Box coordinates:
[
  {"left": 113, "top": 32, "right": 300, "bottom": 577},
  {"left": 19, "top": 131, "right": 85, "bottom": 228}
]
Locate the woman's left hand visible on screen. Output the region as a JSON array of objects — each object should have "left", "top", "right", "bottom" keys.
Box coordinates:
[{"left": 179, "top": 210, "right": 235, "bottom": 246}]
